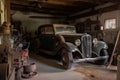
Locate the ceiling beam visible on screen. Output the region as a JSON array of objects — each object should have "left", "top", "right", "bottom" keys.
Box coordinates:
[
  {"left": 37, "top": 0, "right": 101, "bottom": 4},
  {"left": 40, "top": 3, "right": 92, "bottom": 13},
  {"left": 44, "top": 0, "right": 104, "bottom": 4},
  {"left": 29, "top": 15, "right": 66, "bottom": 19},
  {"left": 68, "top": 3, "right": 119, "bottom": 20},
  {"left": 29, "top": 0, "right": 80, "bottom": 6},
  {"left": 10, "top": 3, "right": 70, "bottom": 16},
  {"left": 11, "top": 1, "right": 81, "bottom": 13},
  {"left": 11, "top": 1, "right": 94, "bottom": 15},
  {"left": 28, "top": 0, "right": 97, "bottom": 7},
  {"left": 72, "top": 0, "right": 102, "bottom": 4},
  {"left": 11, "top": 0, "right": 28, "bottom": 5}
]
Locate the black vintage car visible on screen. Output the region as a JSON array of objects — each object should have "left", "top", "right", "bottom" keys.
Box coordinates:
[{"left": 32, "top": 24, "right": 109, "bottom": 69}]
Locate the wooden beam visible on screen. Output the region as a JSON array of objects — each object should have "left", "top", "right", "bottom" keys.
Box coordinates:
[
  {"left": 40, "top": 0, "right": 74, "bottom": 6},
  {"left": 71, "top": 0, "right": 101, "bottom": 4},
  {"left": 29, "top": 15, "right": 66, "bottom": 19},
  {"left": 11, "top": 0, "right": 28, "bottom": 5},
  {"left": 28, "top": 0, "right": 88, "bottom": 11},
  {"left": 0, "top": 0, "right": 5, "bottom": 24},
  {"left": 10, "top": 1, "right": 97, "bottom": 16},
  {"left": 10, "top": 1, "right": 78, "bottom": 13},
  {"left": 37, "top": 0, "right": 100, "bottom": 4},
  {"left": 5, "top": 0, "right": 11, "bottom": 23},
  {"left": 40, "top": 3, "right": 78, "bottom": 12},
  {"left": 10, "top": 3, "right": 70, "bottom": 16},
  {"left": 43, "top": 0, "right": 105, "bottom": 4},
  {"left": 69, "top": 4, "right": 119, "bottom": 20}
]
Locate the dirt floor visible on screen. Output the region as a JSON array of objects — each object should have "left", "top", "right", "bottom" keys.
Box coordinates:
[
  {"left": 25, "top": 53, "right": 117, "bottom": 80},
  {"left": 74, "top": 63, "right": 117, "bottom": 80}
]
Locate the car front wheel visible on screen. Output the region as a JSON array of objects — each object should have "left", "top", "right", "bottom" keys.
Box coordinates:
[
  {"left": 95, "top": 49, "right": 109, "bottom": 65},
  {"left": 61, "top": 48, "right": 73, "bottom": 69}
]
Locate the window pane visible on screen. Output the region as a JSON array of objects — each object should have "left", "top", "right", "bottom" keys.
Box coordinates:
[
  {"left": 45, "top": 26, "right": 53, "bottom": 34},
  {"left": 105, "top": 18, "right": 116, "bottom": 29}
]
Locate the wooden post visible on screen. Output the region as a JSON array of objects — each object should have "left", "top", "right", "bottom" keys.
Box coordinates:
[
  {"left": 107, "top": 30, "right": 120, "bottom": 68},
  {"left": 4, "top": 0, "right": 10, "bottom": 23},
  {"left": 117, "top": 55, "right": 120, "bottom": 80},
  {"left": 0, "top": 0, "right": 5, "bottom": 24},
  {"left": 0, "top": 0, "right": 10, "bottom": 25}
]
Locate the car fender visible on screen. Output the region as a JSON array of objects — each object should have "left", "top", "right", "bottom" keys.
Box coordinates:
[
  {"left": 93, "top": 41, "right": 108, "bottom": 54},
  {"left": 54, "top": 42, "right": 81, "bottom": 55}
]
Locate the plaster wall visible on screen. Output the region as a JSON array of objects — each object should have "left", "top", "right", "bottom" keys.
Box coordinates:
[{"left": 12, "top": 11, "right": 62, "bottom": 34}]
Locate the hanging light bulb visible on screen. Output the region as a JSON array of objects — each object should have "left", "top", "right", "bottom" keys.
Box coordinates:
[{"left": 100, "top": 25, "right": 104, "bottom": 30}]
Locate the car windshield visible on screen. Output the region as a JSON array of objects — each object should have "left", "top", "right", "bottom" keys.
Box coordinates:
[{"left": 54, "top": 25, "right": 76, "bottom": 34}]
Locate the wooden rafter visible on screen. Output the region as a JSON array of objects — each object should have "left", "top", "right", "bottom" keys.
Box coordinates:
[
  {"left": 10, "top": 0, "right": 119, "bottom": 18},
  {"left": 37, "top": 0, "right": 106, "bottom": 4},
  {"left": 10, "top": 0, "right": 96, "bottom": 15},
  {"left": 69, "top": 4, "right": 119, "bottom": 20},
  {"left": 10, "top": 3, "right": 71, "bottom": 16}
]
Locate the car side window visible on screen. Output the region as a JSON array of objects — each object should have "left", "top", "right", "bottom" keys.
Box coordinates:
[
  {"left": 44, "top": 26, "right": 54, "bottom": 34},
  {"left": 40, "top": 28, "right": 45, "bottom": 34}
]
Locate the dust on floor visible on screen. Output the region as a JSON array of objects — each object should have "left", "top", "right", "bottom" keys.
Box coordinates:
[{"left": 74, "top": 63, "right": 117, "bottom": 80}]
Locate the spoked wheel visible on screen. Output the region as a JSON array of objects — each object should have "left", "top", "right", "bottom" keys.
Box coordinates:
[
  {"left": 95, "top": 49, "right": 109, "bottom": 65},
  {"left": 61, "top": 48, "right": 73, "bottom": 69}
]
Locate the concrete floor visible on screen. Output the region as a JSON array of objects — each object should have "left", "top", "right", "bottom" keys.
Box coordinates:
[{"left": 22, "top": 53, "right": 117, "bottom": 80}]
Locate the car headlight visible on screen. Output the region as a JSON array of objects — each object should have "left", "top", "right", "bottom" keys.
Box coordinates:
[
  {"left": 93, "top": 38, "right": 98, "bottom": 45},
  {"left": 75, "top": 39, "right": 81, "bottom": 46}
]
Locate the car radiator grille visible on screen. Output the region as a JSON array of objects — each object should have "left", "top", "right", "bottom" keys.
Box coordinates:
[{"left": 81, "top": 34, "right": 92, "bottom": 58}]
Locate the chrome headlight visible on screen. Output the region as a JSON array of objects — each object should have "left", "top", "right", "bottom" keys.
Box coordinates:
[
  {"left": 93, "top": 38, "right": 98, "bottom": 45},
  {"left": 75, "top": 39, "right": 81, "bottom": 46}
]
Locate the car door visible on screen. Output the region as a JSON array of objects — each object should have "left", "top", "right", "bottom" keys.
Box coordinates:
[{"left": 39, "top": 25, "right": 55, "bottom": 51}]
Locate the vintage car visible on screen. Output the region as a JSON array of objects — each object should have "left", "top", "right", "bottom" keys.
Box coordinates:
[{"left": 34, "top": 24, "right": 109, "bottom": 69}]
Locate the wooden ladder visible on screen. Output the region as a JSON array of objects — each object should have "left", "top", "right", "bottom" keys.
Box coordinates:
[{"left": 107, "top": 30, "right": 120, "bottom": 68}]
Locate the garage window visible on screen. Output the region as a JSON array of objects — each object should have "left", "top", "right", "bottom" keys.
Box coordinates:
[{"left": 104, "top": 18, "right": 116, "bottom": 29}]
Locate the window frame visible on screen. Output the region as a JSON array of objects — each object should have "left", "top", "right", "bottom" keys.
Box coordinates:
[
  {"left": 41, "top": 26, "right": 54, "bottom": 34},
  {"left": 104, "top": 18, "right": 117, "bottom": 30}
]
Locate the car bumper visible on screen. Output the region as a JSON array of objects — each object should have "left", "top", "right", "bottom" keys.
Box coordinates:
[{"left": 73, "top": 56, "right": 109, "bottom": 63}]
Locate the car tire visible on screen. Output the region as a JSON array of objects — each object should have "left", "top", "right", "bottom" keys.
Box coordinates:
[
  {"left": 61, "top": 48, "right": 73, "bottom": 69},
  {"left": 95, "top": 49, "right": 109, "bottom": 65}
]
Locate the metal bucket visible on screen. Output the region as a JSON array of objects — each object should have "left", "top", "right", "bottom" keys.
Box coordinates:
[{"left": 23, "top": 63, "right": 36, "bottom": 73}]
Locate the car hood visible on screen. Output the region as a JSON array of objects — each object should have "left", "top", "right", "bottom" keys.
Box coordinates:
[
  {"left": 56, "top": 33, "right": 83, "bottom": 43},
  {"left": 58, "top": 33, "right": 83, "bottom": 37}
]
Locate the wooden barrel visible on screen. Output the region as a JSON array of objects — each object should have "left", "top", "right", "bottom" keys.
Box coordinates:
[{"left": 117, "top": 55, "right": 120, "bottom": 80}]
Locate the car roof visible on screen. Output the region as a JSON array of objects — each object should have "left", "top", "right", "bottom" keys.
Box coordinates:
[{"left": 39, "top": 24, "right": 74, "bottom": 28}]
